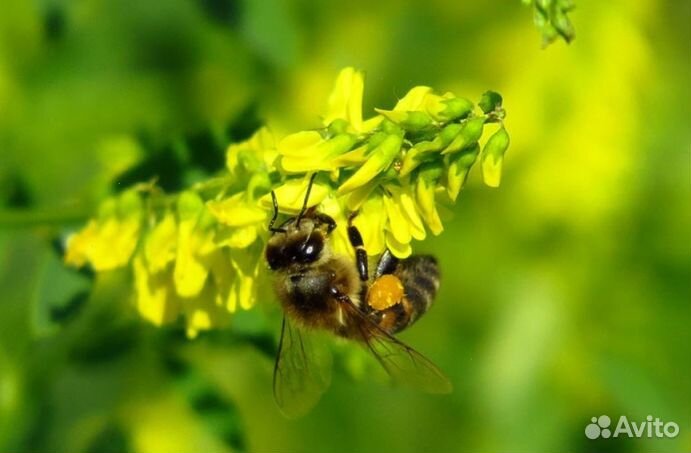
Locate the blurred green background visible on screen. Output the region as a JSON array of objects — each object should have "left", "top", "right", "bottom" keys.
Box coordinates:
[{"left": 1, "top": 0, "right": 689, "bottom": 452}]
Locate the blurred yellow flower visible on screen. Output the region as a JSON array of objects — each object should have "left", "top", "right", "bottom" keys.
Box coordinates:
[
  {"left": 144, "top": 211, "right": 177, "bottom": 273},
  {"left": 64, "top": 190, "right": 143, "bottom": 271},
  {"left": 174, "top": 191, "right": 216, "bottom": 298},
  {"left": 133, "top": 255, "right": 180, "bottom": 327}
]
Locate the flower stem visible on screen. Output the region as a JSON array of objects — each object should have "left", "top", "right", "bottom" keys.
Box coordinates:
[{"left": 0, "top": 207, "right": 88, "bottom": 228}]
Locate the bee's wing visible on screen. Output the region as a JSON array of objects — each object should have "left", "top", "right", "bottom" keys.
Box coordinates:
[
  {"left": 341, "top": 302, "right": 452, "bottom": 394},
  {"left": 273, "top": 316, "right": 333, "bottom": 418}
]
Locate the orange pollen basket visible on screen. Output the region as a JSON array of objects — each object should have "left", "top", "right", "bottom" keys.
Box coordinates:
[{"left": 366, "top": 274, "right": 405, "bottom": 310}]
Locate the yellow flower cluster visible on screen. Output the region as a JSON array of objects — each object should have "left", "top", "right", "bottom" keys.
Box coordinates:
[{"left": 64, "top": 67, "right": 509, "bottom": 336}]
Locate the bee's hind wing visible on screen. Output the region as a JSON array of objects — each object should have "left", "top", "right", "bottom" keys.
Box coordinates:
[
  {"left": 273, "top": 316, "right": 333, "bottom": 418},
  {"left": 341, "top": 302, "right": 452, "bottom": 394}
]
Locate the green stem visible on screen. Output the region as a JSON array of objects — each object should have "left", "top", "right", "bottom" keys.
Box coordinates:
[{"left": 0, "top": 207, "right": 88, "bottom": 228}]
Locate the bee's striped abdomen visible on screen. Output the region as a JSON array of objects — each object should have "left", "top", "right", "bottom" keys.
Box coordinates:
[{"left": 369, "top": 255, "right": 440, "bottom": 334}]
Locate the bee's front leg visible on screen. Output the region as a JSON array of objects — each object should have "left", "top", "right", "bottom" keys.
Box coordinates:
[
  {"left": 330, "top": 286, "right": 351, "bottom": 304},
  {"left": 347, "top": 212, "right": 368, "bottom": 281}
]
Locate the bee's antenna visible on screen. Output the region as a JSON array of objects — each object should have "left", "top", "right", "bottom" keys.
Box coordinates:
[
  {"left": 296, "top": 173, "right": 317, "bottom": 228},
  {"left": 269, "top": 190, "right": 286, "bottom": 233}
]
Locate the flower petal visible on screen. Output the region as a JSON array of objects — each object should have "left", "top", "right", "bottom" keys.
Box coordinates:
[
  {"left": 133, "top": 255, "right": 180, "bottom": 326},
  {"left": 383, "top": 193, "right": 411, "bottom": 244},
  {"left": 385, "top": 231, "right": 412, "bottom": 258},
  {"left": 396, "top": 188, "right": 427, "bottom": 240},
  {"left": 416, "top": 177, "right": 444, "bottom": 235},
  {"left": 393, "top": 86, "right": 433, "bottom": 111},
  {"left": 207, "top": 193, "right": 267, "bottom": 227},
  {"left": 215, "top": 225, "right": 258, "bottom": 249},
  {"left": 338, "top": 134, "right": 402, "bottom": 194},
  {"left": 174, "top": 192, "right": 213, "bottom": 298},
  {"left": 259, "top": 175, "right": 330, "bottom": 214},
  {"left": 352, "top": 195, "right": 386, "bottom": 256},
  {"left": 324, "top": 67, "right": 364, "bottom": 131},
  {"left": 145, "top": 211, "right": 177, "bottom": 273},
  {"left": 277, "top": 131, "right": 323, "bottom": 157}
]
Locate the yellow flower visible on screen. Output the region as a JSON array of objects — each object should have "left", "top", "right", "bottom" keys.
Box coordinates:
[
  {"left": 351, "top": 194, "right": 387, "bottom": 256},
  {"left": 277, "top": 131, "right": 356, "bottom": 173},
  {"left": 226, "top": 127, "right": 277, "bottom": 177},
  {"left": 207, "top": 192, "right": 267, "bottom": 227},
  {"left": 259, "top": 173, "right": 330, "bottom": 214},
  {"left": 133, "top": 255, "right": 180, "bottom": 326},
  {"left": 415, "top": 165, "right": 444, "bottom": 236},
  {"left": 182, "top": 283, "right": 231, "bottom": 339},
  {"left": 337, "top": 131, "right": 403, "bottom": 195},
  {"left": 318, "top": 193, "right": 351, "bottom": 257},
  {"left": 144, "top": 211, "right": 177, "bottom": 273},
  {"left": 174, "top": 191, "right": 216, "bottom": 298},
  {"left": 64, "top": 190, "right": 143, "bottom": 271},
  {"left": 66, "top": 67, "right": 509, "bottom": 334},
  {"left": 323, "top": 66, "right": 364, "bottom": 132}
]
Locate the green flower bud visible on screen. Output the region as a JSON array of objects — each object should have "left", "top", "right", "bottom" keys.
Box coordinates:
[
  {"left": 381, "top": 119, "right": 404, "bottom": 136},
  {"left": 438, "top": 123, "right": 464, "bottom": 144},
  {"left": 553, "top": 9, "right": 574, "bottom": 42},
  {"left": 446, "top": 143, "right": 480, "bottom": 201},
  {"left": 237, "top": 149, "right": 266, "bottom": 174},
  {"left": 441, "top": 117, "right": 485, "bottom": 155},
  {"left": 367, "top": 131, "right": 389, "bottom": 149},
  {"left": 321, "top": 134, "right": 357, "bottom": 157},
  {"left": 374, "top": 109, "right": 435, "bottom": 133},
  {"left": 400, "top": 123, "right": 463, "bottom": 176},
  {"left": 403, "top": 111, "right": 435, "bottom": 132},
  {"left": 415, "top": 163, "right": 444, "bottom": 235},
  {"left": 439, "top": 97, "right": 474, "bottom": 121},
  {"left": 178, "top": 191, "right": 204, "bottom": 221},
  {"left": 328, "top": 118, "right": 350, "bottom": 135},
  {"left": 478, "top": 91, "right": 503, "bottom": 114},
  {"left": 481, "top": 126, "right": 510, "bottom": 187},
  {"left": 338, "top": 134, "right": 402, "bottom": 194}
]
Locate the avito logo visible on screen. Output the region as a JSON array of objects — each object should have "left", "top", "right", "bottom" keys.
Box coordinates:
[{"left": 585, "top": 415, "right": 679, "bottom": 440}]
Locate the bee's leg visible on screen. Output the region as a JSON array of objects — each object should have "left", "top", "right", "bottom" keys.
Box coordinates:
[
  {"left": 347, "top": 213, "right": 368, "bottom": 281},
  {"left": 296, "top": 173, "right": 318, "bottom": 227},
  {"left": 268, "top": 191, "right": 287, "bottom": 233},
  {"left": 314, "top": 213, "right": 337, "bottom": 234},
  {"left": 374, "top": 249, "right": 399, "bottom": 278}
]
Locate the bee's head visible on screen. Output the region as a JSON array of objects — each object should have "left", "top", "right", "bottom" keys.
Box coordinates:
[
  {"left": 265, "top": 176, "right": 336, "bottom": 271},
  {"left": 265, "top": 217, "right": 328, "bottom": 270}
]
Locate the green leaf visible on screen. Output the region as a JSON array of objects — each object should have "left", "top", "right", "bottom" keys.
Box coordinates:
[
  {"left": 85, "top": 423, "right": 130, "bottom": 453},
  {"left": 173, "top": 366, "right": 247, "bottom": 452},
  {"left": 33, "top": 247, "right": 91, "bottom": 335}
]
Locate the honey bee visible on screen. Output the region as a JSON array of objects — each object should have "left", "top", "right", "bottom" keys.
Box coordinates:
[{"left": 265, "top": 175, "right": 452, "bottom": 417}]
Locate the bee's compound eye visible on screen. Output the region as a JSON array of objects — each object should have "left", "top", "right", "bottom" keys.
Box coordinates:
[
  {"left": 298, "top": 236, "right": 323, "bottom": 263},
  {"left": 265, "top": 245, "right": 284, "bottom": 270}
]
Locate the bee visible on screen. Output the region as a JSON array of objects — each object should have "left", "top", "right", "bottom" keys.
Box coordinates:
[{"left": 265, "top": 174, "right": 452, "bottom": 417}]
